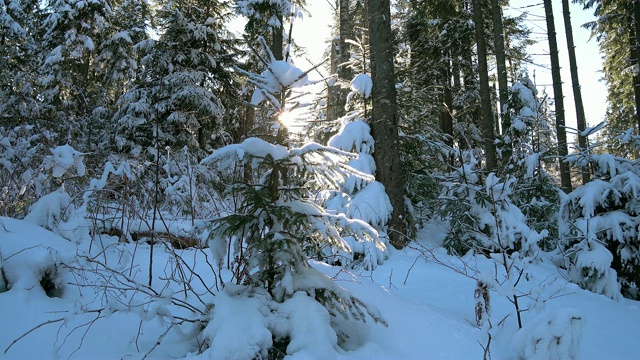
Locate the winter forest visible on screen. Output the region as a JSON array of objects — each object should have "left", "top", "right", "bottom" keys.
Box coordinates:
[{"left": 2, "top": 0, "right": 640, "bottom": 358}]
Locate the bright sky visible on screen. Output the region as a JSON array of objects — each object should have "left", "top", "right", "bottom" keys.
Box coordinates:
[
  {"left": 506, "top": 0, "right": 607, "bottom": 136},
  {"left": 289, "top": 1, "right": 607, "bottom": 141}
]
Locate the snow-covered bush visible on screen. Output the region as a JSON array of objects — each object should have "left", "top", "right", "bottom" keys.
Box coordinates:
[
  {"left": 22, "top": 145, "right": 90, "bottom": 243},
  {"left": 0, "top": 125, "right": 53, "bottom": 218},
  {"left": 436, "top": 155, "right": 546, "bottom": 257},
  {"left": 505, "top": 75, "right": 561, "bottom": 249},
  {"left": 513, "top": 308, "right": 584, "bottom": 360},
  {"left": 196, "top": 41, "right": 386, "bottom": 357},
  {"left": 559, "top": 160, "right": 640, "bottom": 299},
  {"left": 321, "top": 114, "right": 390, "bottom": 267}
]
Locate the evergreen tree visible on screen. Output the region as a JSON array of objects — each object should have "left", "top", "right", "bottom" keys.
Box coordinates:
[
  {"left": 562, "top": 0, "right": 590, "bottom": 184},
  {"left": 472, "top": 0, "right": 497, "bottom": 171},
  {"left": 114, "top": 0, "right": 235, "bottom": 155},
  {"left": 0, "top": 0, "right": 42, "bottom": 129},
  {"left": 581, "top": 0, "right": 640, "bottom": 154},
  {"left": 368, "top": 0, "right": 407, "bottom": 248},
  {"left": 39, "top": 0, "right": 113, "bottom": 150},
  {"left": 544, "top": 0, "right": 572, "bottom": 192}
]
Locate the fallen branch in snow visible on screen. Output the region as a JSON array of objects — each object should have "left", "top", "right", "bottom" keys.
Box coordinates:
[
  {"left": 103, "top": 228, "right": 200, "bottom": 249},
  {"left": 4, "top": 317, "right": 65, "bottom": 354}
]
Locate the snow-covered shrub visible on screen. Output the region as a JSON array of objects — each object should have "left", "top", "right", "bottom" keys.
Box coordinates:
[
  {"left": 321, "top": 114, "right": 390, "bottom": 267},
  {"left": 506, "top": 75, "right": 561, "bottom": 249},
  {"left": 23, "top": 145, "right": 90, "bottom": 243},
  {"left": 436, "top": 155, "right": 546, "bottom": 257},
  {"left": 0, "top": 125, "right": 53, "bottom": 218},
  {"left": 559, "top": 161, "right": 640, "bottom": 299},
  {"left": 0, "top": 217, "right": 75, "bottom": 297},
  {"left": 198, "top": 43, "right": 386, "bottom": 356},
  {"left": 513, "top": 308, "right": 584, "bottom": 360}
]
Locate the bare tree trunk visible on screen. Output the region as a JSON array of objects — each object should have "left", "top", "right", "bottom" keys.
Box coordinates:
[
  {"left": 327, "top": 0, "right": 354, "bottom": 122},
  {"left": 630, "top": 0, "right": 640, "bottom": 132},
  {"left": 273, "top": 15, "right": 283, "bottom": 61},
  {"left": 490, "top": 0, "right": 509, "bottom": 135},
  {"left": 543, "top": 0, "right": 572, "bottom": 193},
  {"left": 562, "top": 0, "right": 589, "bottom": 185},
  {"left": 338, "top": 0, "right": 353, "bottom": 84},
  {"left": 367, "top": 0, "right": 407, "bottom": 248},
  {"left": 472, "top": 0, "right": 497, "bottom": 172},
  {"left": 327, "top": 38, "right": 341, "bottom": 122}
]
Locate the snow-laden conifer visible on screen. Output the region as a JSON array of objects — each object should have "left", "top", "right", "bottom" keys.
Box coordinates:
[{"left": 198, "top": 40, "right": 386, "bottom": 357}]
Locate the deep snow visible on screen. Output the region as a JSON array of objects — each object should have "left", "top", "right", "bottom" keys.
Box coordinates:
[{"left": 1, "top": 217, "right": 639, "bottom": 359}]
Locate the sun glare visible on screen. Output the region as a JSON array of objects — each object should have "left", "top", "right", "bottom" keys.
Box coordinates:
[{"left": 278, "top": 110, "right": 297, "bottom": 129}]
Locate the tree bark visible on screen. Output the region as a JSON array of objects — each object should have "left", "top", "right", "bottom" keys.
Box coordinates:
[
  {"left": 367, "top": 0, "right": 407, "bottom": 248},
  {"left": 630, "top": 0, "right": 640, "bottom": 132},
  {"left": 490, "top": 0, "right": 510, "bottom": 135},
  {"left": 327, "top": 0, "right": 354, "bottom": 122},
  {"left": 472, "top": 0, "right": 497, "bottom": 172},
  {"left": 543, "top": 0, "right": 572, "bottom": 193},
  {"left": 562, "top": 0, "right": 589, "bottom": 185}
]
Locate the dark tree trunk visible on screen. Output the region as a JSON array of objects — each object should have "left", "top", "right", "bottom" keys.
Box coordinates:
[
  {"left": 630, "top": 0, "right": 640, "bottom": 132},
  {"left": 562, "top": 0, "right": 589, "bottom": 185},
  {"left": 338, "top": 0, "right": 353, "bottom": 82},
  {"left": 490, "top": 0, "right": 510, "bottom": 135},
  {"left": 327, "top": 38, "right": 341, "bottom": 122},
  {"left": 543, "top": 0, "right": 572, "bottom": 193},
  {"left": 472, "top": 0, "right": 497, "bottom": 171},
  {"left": 273, "top": 15, "right": 283, "bottom": 61},
  {"left": 367, "top": 0, "right": 407, "bottom": 248},
  {"left": 327, "top": 0, "right": 353, "bottom": 122},
  {"left": 443, "top": 55, "right": 454, "bottom": 149}
]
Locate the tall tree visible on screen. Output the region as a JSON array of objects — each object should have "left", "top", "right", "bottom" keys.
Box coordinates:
[
  {"left": 114, "top": 0, "right": 233, "bottom": 154},
  {"left": 472, "top": 0, "right": 497, "bottom": 171},
  {"left": 39, "top": 0, "right": 113, "bottom": 151},
  {"left": 490, "top": 0, "right": 510, "bottom": 136},
  {"left": 327, "top": 0, "right": 353, "bottom": 122},
  {"left": 543, "top": 0, "right": 572, "bottom": 192},
  {"left": 368, "top": 0, "right": 407, "bottom": 248},
  {"left": 0, "top": 0, "right": 42, "bottom": 129},
  {"left": 562, "top": 0, "right": 589, "bottom": 184},
  {"left": 581, "top": 0, "right": 640, "bottom": 154}
]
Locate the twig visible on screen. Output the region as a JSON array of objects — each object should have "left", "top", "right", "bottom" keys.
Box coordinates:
[{"left": 4, "top": 318, "right": 65, "bottom": 354}]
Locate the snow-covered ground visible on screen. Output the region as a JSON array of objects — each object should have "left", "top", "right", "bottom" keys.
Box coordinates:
[{"left": 1, "top": 216, "right": 639, "bottom": 359}]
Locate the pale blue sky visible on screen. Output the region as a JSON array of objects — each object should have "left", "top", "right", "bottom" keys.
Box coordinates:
[{"left": 294, "top": 0, "right": 608, "bottom": 143}]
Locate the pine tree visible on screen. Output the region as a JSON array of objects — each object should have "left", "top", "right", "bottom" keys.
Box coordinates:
[
  {"left": 39, "top": 0, "right": 113, "bottom": 150},
  {"left": 562, "top": 0, "right": 590, "bottom": 184},
  {"left": 472, "top": 0, "right": 497, "bottom": 171},
  {"left": 368, "top": 0, "right": 407, "bottom": 248},
  {"left": 544, "top": 0, "right": 572, "bottom": 192},
  {"left": 581, "top": 0, "right": 640, "bottom": 154},
  {"left": 0, "top": 0, "right": 42, "bottom": 129},
  {"left": 114, "top": 0, "right": 235, "bottom": 154}
]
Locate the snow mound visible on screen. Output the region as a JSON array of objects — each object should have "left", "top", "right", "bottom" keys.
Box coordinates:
[
  {"left": 0, "top": 217, "right": 76, "bottom": 295},
  {"left": 513, "top": 307, "right": 584, "bottom": 360}
]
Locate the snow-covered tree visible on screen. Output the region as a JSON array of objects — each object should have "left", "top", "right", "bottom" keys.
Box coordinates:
[
  {"left": 0, "top": 0, "right": 45, "bottom": 129},
  {"left": 39, "top": 0, "right": 113, "bottom": 150},
  {"left": 198, "top": 45, "right": 386, "bottom": 356},
  {"left": 114, "top": 0, "right": 234, "bottom": 154},
  {"left": 559, "top": 150, "right": 640, "bottom": 300}
]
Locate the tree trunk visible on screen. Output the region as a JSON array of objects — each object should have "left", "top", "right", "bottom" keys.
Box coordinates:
[
  {"left": 490, "top": 0, "right": 509, "bottom": 136},
  {"left": 367, "top": 0, "right": 407, "bottom": 248},
  {"left": 443, "top": 54, "right": 454, "bottom": 149},
  {"left": 543, "top": 0, "right": 572, "bottom": 193},
  {"left": 562, "top": 0, "right": 589, "bottom": 185},
  {"left": 273, "top": 14, "right": 283, "bottom": 61},
  {"left": 630, "top": 0, "right": 640, "bottom": 132},
  {"left": 327, "top": 38, "right": 341, "bottom": 122},
  {"left": 338, "top": 0, "right": 353, "bottom": 83},
  {"left": 327, "top": 0, "right": 354, "bottom": 123},
  {"left": 472, "top": 0, "right": 497, "bottom": 172}
]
